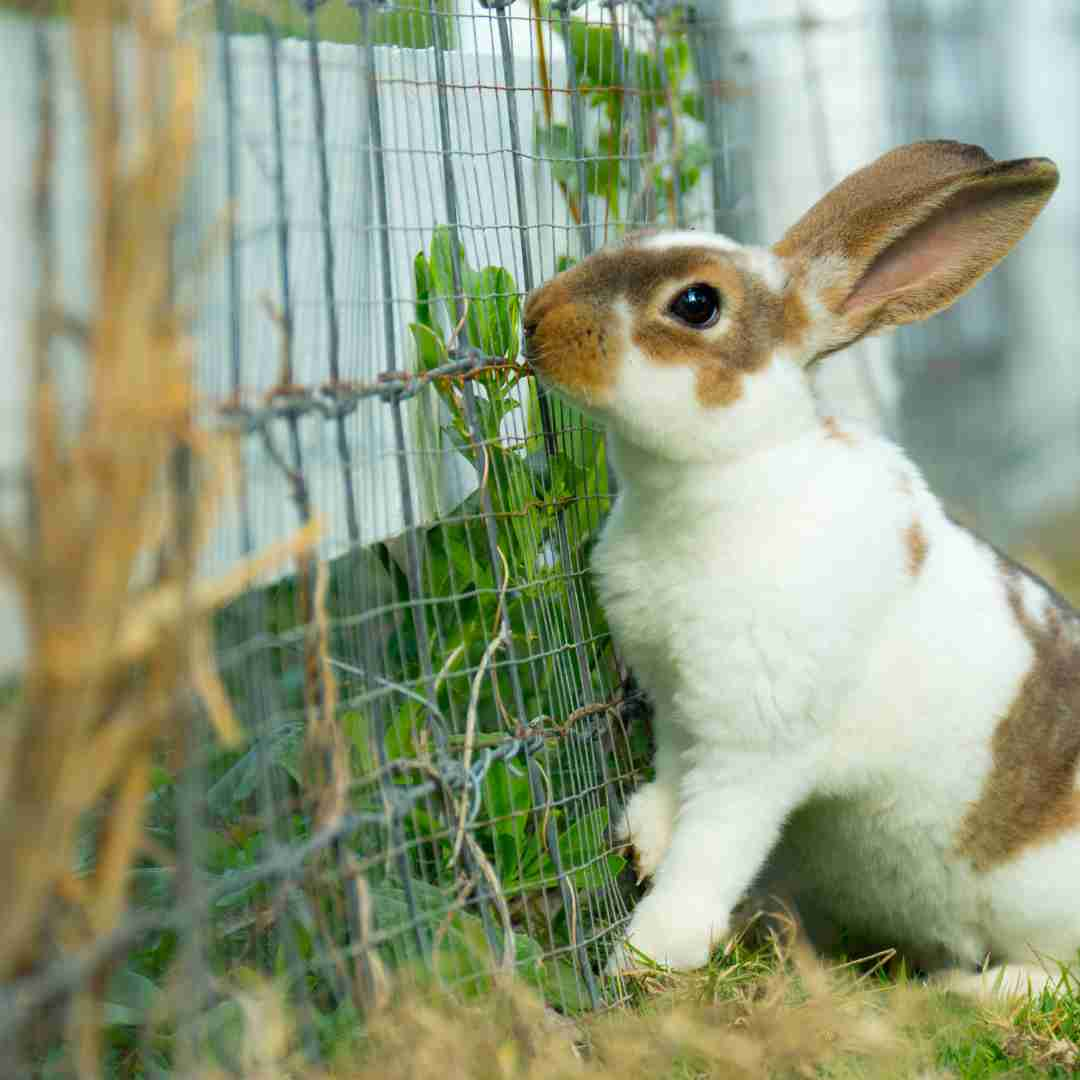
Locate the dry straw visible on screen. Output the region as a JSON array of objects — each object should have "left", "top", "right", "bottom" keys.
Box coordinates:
[
  {"left": 310, "top": 936, "right": 934, "bottom": 1080},
  {"left": 0, "top": 0, "right": 317, "bottom": 1067}
]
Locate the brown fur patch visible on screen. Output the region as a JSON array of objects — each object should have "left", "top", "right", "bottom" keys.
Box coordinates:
[
  {"left": 956, "top": 556, "right": 1080, "bottom": 871},
  {"left": 773, "top": 141, "right": 999, "bottom": 266},
  {"left": 782, "top": 289, "right": 811, "bottom": 350},
  {"left": 523, "top": 243, "right": 789, "bottom": 409},
  {"left": 822, "top": 417, "right": 855, "bottom": 446},
  {"left": 904, "top": 520, "right": 928, "bottom": 576}
]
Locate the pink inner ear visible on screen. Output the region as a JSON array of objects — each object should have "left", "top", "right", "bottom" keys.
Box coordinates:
[{"left": 842, "top": 186, "right": 1008, "bottom": 312}]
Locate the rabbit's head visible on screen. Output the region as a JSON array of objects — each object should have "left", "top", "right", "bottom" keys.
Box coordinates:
[{"left": 523, "top": 141, "right": 1058, "bottom": 463}]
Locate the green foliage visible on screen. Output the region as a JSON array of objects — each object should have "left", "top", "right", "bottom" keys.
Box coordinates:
[
  {"left": 412, "top": 228, "right": 521, "bottom": 372},
  {"left": 197, "top": 0, "right": 455, "bottom": 48},
  {"left": 77, "top": 217, "right": 629, "bottom": 1072},
  {"left": 536, "top": 6, "right": 708, "bottom": 226},
  {"left": 0, "top": 0, "right": 454, "bottom": 45}
]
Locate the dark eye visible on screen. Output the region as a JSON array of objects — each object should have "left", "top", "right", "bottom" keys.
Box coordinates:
[{"left": 669, "top": 284, "right": 721, "bottom": 328}]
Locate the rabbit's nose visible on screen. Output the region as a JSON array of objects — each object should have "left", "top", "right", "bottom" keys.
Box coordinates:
[
  {"left": 522, "top": 288, "right": 542, "bottom": 328},
  {"left": 522, "top": 289, "right": 549, "bottom": 359},
  {"left": 521, "top": 316, "right": 538, "bottom": 356}
]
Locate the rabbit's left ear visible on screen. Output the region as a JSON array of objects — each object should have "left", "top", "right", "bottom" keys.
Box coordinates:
[{"left": 773, "top": 140, "right": 1059, "bottom": 359}]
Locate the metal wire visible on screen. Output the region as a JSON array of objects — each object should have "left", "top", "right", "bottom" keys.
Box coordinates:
[{"left": 6, "top": 0, "right": 930, "bottom": 1069}]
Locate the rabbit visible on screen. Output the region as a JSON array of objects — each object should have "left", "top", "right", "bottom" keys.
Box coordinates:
[{"left": 521, "top": 141, "right": 1079, "bottom": 997}]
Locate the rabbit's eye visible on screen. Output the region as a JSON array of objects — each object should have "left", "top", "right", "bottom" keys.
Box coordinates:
[{"left": 669, "top": 284, "right": 721, "bottom": 328}]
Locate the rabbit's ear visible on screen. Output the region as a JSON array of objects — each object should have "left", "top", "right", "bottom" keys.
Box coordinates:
[{"left": 773, "top": 141, "right": 1058, "bottom": 358}]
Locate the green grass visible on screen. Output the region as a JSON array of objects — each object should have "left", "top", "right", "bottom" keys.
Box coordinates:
[
  {"left": 604, "top": 932, "right": 1080, "bottom": 1079},
  {"left": 928, "top": 977, "right": 1080, "bottom": 1078},
  {"left": 629, "top": 944, "right": 1080, "bottom": 1079}
]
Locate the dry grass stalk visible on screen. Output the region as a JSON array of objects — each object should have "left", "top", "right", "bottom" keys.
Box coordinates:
[
  {"left": 0, "top": 0, "right": 318, "bottom": 1063},
  {"left": 302, "top": 555, "right": 348, "bottom": 830},
  {"left": 304, "top": 937, "right": 931, "bottom": 1080}
]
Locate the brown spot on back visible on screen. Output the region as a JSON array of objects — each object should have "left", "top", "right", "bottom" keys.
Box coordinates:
[
  {"left": 904, "top": 519, "right": 928, "bottom": 576},
  {"left": 822, "top": 417, "right": 856, "bottom": 446},
  {"left": 957, "top": 555, "right": 1080, "bottom": 871}
]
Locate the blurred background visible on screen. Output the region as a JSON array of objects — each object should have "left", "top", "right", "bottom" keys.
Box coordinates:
[{"left": 3, "top": 0, "right": 1080, "bottom": 1073}]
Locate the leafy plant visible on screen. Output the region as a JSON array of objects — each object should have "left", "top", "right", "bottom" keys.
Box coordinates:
[{"left": 537, "top": 5, "right": 709, "bottom": 228}]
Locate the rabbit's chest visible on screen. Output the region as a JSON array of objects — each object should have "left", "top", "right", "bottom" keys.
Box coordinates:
[{"left": 592, "top": 500, "right": 846, "bottom": 742}]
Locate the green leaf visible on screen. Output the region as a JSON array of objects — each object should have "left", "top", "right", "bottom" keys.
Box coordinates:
[
  {"left": 343, "top": 709, "right": 380, "bottom": 776},
  {"left": 210, "top": 0, "right": 456, "bottom": 50},
  {"left": 480, "top": 760, "right": 534, "bottom": 882},
  {"left": 540, "top": 807, "right": 624, "bottom": 892},
  {"left": 556, "top": 806, "right": 608, "bottom": 862},
  {"left": 467, "top": 265, "right": 519, "bottom": 360},
  {"left": 205, "top": 999, "right": 246, "bottom": 1065},
  {"left": 414, "top": 252, "right": 436, "bottom": 330},
  {"left": 662, "top": 36, "right": 691, "bottom": 86},
  {"left": 410, "top": 322, "right": 447, "bottom": 372},
  {"left": 534, "top": 123, "right": 577, "bottom": 187},
  {"left": 532, "top": 956, "right": 595, "bottom": 1014},
  {"left": 429, "top": 226, "right": 465, "bottom": 317},
  {"left": 367, "top": 877, "right": 584, "bottom": 1007},
  {"left": 384, "top": 700, "right": 423, "bottom": 761},
  {"left": 104, "top": 968, "right": 159, "bottom": 1028},
  {"left": 680, "top": 91, "right": 705, "bottom": 122},
  {"left": 562, "top": 18, "right": 616, "bottom": 87}
]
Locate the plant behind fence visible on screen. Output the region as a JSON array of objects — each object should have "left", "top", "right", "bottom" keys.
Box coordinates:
[{"left": 0, "top": 0, "right": 752, "bottom": 1072}]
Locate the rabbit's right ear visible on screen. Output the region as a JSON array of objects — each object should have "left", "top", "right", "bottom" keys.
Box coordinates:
[{"left": 773, "top": 140, "right": 1059, "bottom": 361}]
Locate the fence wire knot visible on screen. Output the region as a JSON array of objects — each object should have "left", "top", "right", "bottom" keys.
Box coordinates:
[{"left": 213, "top": 348, "right": 524, "bottom": 434}]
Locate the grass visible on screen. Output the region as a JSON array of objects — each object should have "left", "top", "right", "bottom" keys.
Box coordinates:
[{"left": 183, "top": 928, "right": 1080, "bottom": 1078}]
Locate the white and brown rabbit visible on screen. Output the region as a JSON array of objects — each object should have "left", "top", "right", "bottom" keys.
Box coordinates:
[{"left": 522, "top": 141, "right": 1079, "bottom": 996}]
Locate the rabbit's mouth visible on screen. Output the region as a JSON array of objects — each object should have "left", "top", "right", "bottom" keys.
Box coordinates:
[{"left": 520, "top": 273, "right": 619, "bottom": 405}]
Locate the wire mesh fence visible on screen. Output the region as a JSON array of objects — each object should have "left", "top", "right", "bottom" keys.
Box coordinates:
[
  {"left": 189, "top": 0, "right": 762, "bottom": 1032},
  {"left": 4, "top": 0, "right": 1080, "bottom": 1074},
  {"left": 194, "top": 0, "right": 755, "bottom": 1020},
  {"left": 1, "top": 1, "right": 757, "bottom": 1070}
]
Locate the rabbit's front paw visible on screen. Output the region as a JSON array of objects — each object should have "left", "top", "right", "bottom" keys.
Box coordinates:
[
  {"left": 605, "top": 887, "right": 726, "bottom": 974},
  {"left": 614, "top": 783, "right": 676, "bottom": 883}
]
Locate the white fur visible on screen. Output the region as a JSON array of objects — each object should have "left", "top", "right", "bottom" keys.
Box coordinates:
[
  {"left": 608, "top": 348, "right": 817, "bottom": 465},
  {"left": 615, "top": 781, "right": 677, "bottom": 883},
  {"left": 524, "top": 159, "right": 1072, "bottom": 991},
  {"left": 638, "top": 229, "right": 741, "bottom": 254},
  {"left": 596, "top": 399, "right": 1080, "bottom": 981},
  {"left": 569, "top": 261, "right": 1080, "bottom": 986},
  {"left": 741, "top": 245, "right": 790, "bottom": 293}
]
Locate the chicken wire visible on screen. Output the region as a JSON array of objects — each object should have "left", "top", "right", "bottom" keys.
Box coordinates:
[
  {"left": 180, "top": 0, "right": 755, "bottom": 1025},
  {"left": 5, "top": 0, "right": 1080, "bottom": 1073}
]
